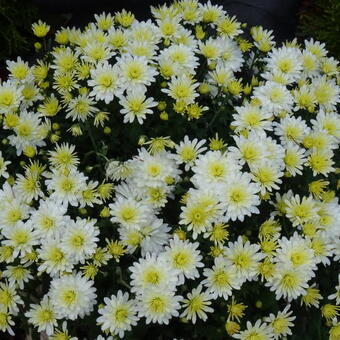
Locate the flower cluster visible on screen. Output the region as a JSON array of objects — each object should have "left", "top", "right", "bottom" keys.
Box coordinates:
[{"left": 0, "top": 0, "right": 340, "bottom": 339}]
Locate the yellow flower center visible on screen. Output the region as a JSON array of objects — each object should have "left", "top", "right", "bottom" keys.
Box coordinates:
[
  {"left": 62, "top": 289, "right": 77, "bottom": 305},
  {"left": 38, "top": 309, "right": 54, "bottom": 322},
  {"left": 13, "top": 230, "right": 29, "bottom": 245},
  {"left": 234, "top": 253, "right": 251, "bottom": 269},
  {"left": 208, "top": 162, "right": 225, "bottom": 178},
  {"left": 149, "top": 297, "right": 166, "bottom": 313},
  {"left": 70, "top": 234, "right": 85, "bottom": 247},
  {"left": 230, "top": 188, "right": 246, "bottom": 203},
  {"left": 213, "top": 269, "right": 230, "bottom": 286},
  {"left": 60, "top": 178, "right": 74, "bottom": 192},
  {"left": 173, "top": 251, "right": 190, "bottom": 268},
  {"left": 114, "top": 308, "right": 128, "bottom": 323},
  {"left": 0, "top": 290, "right": 12, "bottom": 306},
  {"left": 282, "top": 273, "right": 298, "bottom": 288}
]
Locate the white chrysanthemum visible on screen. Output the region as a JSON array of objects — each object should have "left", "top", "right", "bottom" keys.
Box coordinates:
[
  {"left": 317, "top": 202, "right": 340, "bottom": 237},
  {"left": 8, "top": 111, "right": 46, "bottom": 156},
  {"left": 14, "top": 172, "right": 43, "bottom": 203},
  {"left": 0, "top": 151, "right": 11, "bottom": 179},
  {"left": 48, "top": 143, "right": 79, "bottom": 171},
  {"left": 180, "top": 189, "right": 223, "bottom": 239},
  {"left": 138, "top": 218, "right": 170, "bottom": 256},
  {"left": 173, "top": 26, "right": 198, "bottom": 49},
  {"left": 231, "top": 103, "right": 272, "bottom": 133},
  {"left": 51, "top": 47, "right": 79, "bottom": 73},
  {"left": 202, "top": 256, "right": 243, "bottom": 299},
  {"left": 161, "top": 74, "right": 199, "bottom": 104},
  {"left": 156, "top": 16, "right": 182, "bottom": 39},
  {"left": 221, "top": 172, "right": 261, "bottom": 222},
  {"left": 81, "top": 41, "right": 115, "bottom": 64},
  {"left": 0, "top": 281, "right": 24, "bottom": 315},
  {"left": 274, "top": 115, "right": 310, "bottom": 145},
  {"left": 25, "top": 296, "right": 58, "bottom": 336},
  {"left": 262, "top": 68, "right": 292, "bottom": 86},
  {"left": 129, "top": 253, "right": 179, "bottom": 294},
  {"left": 283, "top": 142, "right": 306, "bottom": 176},
  {"left": 78, "top": 180, "right": 102, "bottom": 208},
  {"left": 109, "top": 197, "right": 152, "bottom": 229},
  {"left": 2, "top": 221, "right": 38, "bottom": 258},
  {"left": 274, "top": 233, "right": 316, "bottom": 273},
  {"left": 118, "top": 88, "right": 157, "bottom": 124},
  {"left": 60, "top": 218, "right": 99, "bottom": 264},
  {"left": 66, "top": 94, "right": 98, "bottom": 122},
  {"left": 0, "top": 196, "right": 31, "bottom": 230},
  {"left": 265, "top": 304, "right": 296, "bottom": 340},
  {"left": 30, "top": 199, "right": 67, "bottom": 238},
  {"left": 97, "top": 291, "right": 139, "bottom": 338},
  {"left": 0, "top": 80, "right": 23, "bottom": 114},
  {"left": 143, "top": 185, "right": 171, "bottom": 209},
  {"left": 233, "top": 319, "right": 274, "bottom": 340},
  {"left": 191, "top": 150, "right": 240, "bottom": 189},
  {"left": 304, "top": 38, "right": 327, "bottom": 59},
  {"left": 158, "top": 44, "right": 199, "bottom": 75},
  {"left": 21, "top": 82, "right": 43, "bottom": 108},
  {"left": 94, "top": 12, "right": 114, "bottom": 30},
  {"left": 199, "top": 37, "right": 222, "bottom": 60},
  {"left": 300, "top": 50, "right": 319, "bottom": 78},
  {"left": 129, "top": 20, "right": 161, "bottom": 45},
  {"left": 88, "top": 61, "right": 122, "bottom": 104},
  {"left": 175, "top": 135, "right": 207, "bottom": 170},
  {"left": 126, "top": 40, "right": 158, "bottom": 60},
  {"left": 49, "top": 320, "right": 78, "bottom": 340},
  {"left": 107, "top": 26, "right": 129, "bottom": 50},
  {"left": 250, "top": 161, "right": 283, "bottom": 194},
  {"left": 180, "top": 285, "right": 214, "bottom": 324},
  {"left": 308, "top": 129, "right": 338, "bottom": 151},
  {"left": 136, "top": 288, "right": 182, "bottom": 325},
  {"left": 264, "top": 46, "right": 302, "bottom": 83},
  {"left": 263, "top": 137, "right": 285, "bottom": 167},
  {"left": 230, "top": 132, "right": 269, "bottom": 166},
  {"left": 38, "top": 238, "right": 74, "bottom": 276},
  {"left": 106, "top": 160, "right": 134, "bottom": 182},
  {"left": 180, "top": 1, "right": 203, "bottom": 25},
  {"left": 0, "top": 309, "right": 15, "bottom": 336},
  {"left": 311, "top": 111, "right": 340, "bottom": 139},
  {"left": 45, "top": 168, "right": 88, "bottom": 207},
  {"left": 284, "top": 195, "right": 318, "bottom": 227},
  {"left": 49, "top": 273, "right": 97, "bottom": 320},
  {"left": 207, "top": 63, "right": 233, "bottom": 88},
  {"left": 133, "top": 148, "right": 180, "bottom": 187},
  {"left": 219, "top": 37, "right": 244, "bottom": 71},
  {"left": 252, "top": 81, "right": 293, "bottom": 114},
  {"left": 328, "top": 274, "right": 340, "bottom": 305},
  {"left": 199, "top": 0, "right": 226, "bottom": 25},
  {"left": 6, "top": 56, "right": 34, "bottom": 83},
  {"left": 118, "top": 54, "right": 158, "bottom": 91},
  {"left": 225, "top": 236, "right": 265, "bottom": 281},
  {"left": 312, "top": 76, "right": 340, "bottom": 110},
  {"left": 292, "top": 84, "right": 317, "bottom": 111},
  {"left": 2, "top": 264, "right": 33, "bottom": 289},
  {"left": 118, "top": 225, "right": 143, "bottom": 254},
  {"left": 310, "top": 234, "right": 333, "bottom": 266},
  {"left": 163, "top": 235, "right": 203, "bottom": 284},
  {"left": 306, "top": 148, "right": 335, "bottom": 176},
  {"left": 266, "top": 265, "right": 309, "bottom": 301}
]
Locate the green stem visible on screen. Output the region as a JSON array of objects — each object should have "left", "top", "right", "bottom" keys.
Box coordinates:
[{"left": 85, "top": 122, "right": 106, "bottom": 178}]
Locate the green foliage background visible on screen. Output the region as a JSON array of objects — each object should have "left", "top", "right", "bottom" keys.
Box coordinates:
[
  {"left": 299, "top": 0, "right": 340, "bottom": 59},
  {"left": 0, "top": 0, "right": 40, "bottom": 63}
]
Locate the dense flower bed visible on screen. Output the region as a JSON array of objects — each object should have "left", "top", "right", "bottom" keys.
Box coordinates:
[{"left": 0, "top": 0, "right": 340, "bottom": 339}]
